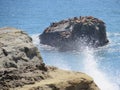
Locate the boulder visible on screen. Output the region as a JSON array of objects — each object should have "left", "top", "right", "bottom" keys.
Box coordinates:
[
  {"left": 0, "top": 27, "right": 100, "bottom": 90},
  {"left": 40, "top": 16, "right": 109, "bottom": 51}
]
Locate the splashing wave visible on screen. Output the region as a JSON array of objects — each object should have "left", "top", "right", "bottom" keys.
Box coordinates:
[{"left": 31, "top": 32, "right": 120, "bottom": 90}]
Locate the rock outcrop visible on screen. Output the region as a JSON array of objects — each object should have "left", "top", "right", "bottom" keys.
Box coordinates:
[
  {"left": 0, "top": 27, "right": 48, "bottom": 90},
  {"left": 40, "top": 16, "right": 109, "bottom": 51},
  {"left": 15, "top": 67, "right": 100, "bottom": 90},
  {"left": 0, "top": 27, "right": 100, "bottom": 90}
]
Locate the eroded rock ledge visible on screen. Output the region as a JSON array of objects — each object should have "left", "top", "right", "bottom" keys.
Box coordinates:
[
  {"left": 0, "top": 27, "right": 100, "bottom": 90},
  {"left": 40, "top": 16, "right": 109, "bottom": 51},
  {"left": 16, "top": 67, "right": 100, "bottom": 90},
  {"left": 0, "top": 27, "right": 48, "bottom": 90}
]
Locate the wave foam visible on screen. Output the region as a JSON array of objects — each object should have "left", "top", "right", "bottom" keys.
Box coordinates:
[
  {"left": 31, "top": 34, "right": 40, "bottom": 46},
  {"left": 31, "top": 33, "right": 120, "bottom": 90},
  {"left": 82, "top": 47, "right": 119, "bottom": 90}
]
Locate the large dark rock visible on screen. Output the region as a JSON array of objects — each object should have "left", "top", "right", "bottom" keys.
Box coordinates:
[{"left": 40, "top": 16, "right": 109, "bottom": 50}]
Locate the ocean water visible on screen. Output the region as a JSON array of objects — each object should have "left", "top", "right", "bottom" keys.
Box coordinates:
[{"left": 0, "top": 0, "right": 120, "bottom": 90}]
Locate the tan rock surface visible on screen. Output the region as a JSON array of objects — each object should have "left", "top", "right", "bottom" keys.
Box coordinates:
[
  {"left": 0, "top": 27, "right": 47, "bottom": 90},
  {"left": 15, "top": 67, "right": 100, "bottom": 90}
]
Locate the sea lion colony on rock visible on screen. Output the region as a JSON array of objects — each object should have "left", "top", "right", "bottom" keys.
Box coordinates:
[{"left": 40, "top": 16, "right": 109, "bottom": 51}]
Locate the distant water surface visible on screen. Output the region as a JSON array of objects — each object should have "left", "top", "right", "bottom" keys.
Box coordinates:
[{"left": 0, "top": 0, "right": 120, "bottom": 90}]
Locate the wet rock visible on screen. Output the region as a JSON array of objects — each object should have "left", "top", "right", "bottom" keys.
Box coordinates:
[{"left": 40, "top": 16, "right": 109, "bottom": 51}]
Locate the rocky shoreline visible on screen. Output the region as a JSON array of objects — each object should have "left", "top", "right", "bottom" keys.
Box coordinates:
[{"left": 0, "top": 27, "right": 99, "bottom": 90}]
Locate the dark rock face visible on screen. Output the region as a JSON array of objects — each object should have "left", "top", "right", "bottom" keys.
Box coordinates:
[{"left": 40, "top": 16, "right": 109, "bottom": 50}]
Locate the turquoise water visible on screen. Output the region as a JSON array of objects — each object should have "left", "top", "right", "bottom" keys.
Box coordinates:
[{"left": 0, "top": 0, "right": 120, "bottom": 89}]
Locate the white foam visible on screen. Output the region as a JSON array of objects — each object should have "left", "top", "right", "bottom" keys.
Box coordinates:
[
  {"left": 43, "top": 52, "right": 72, "bottom": 70},
  {"left": 53, "top": 57, "right": 71, "bottom": 70},
  {"left": 31, "top": 34, "right": 40, "bottom": 46},
  {"left": 82, "top": 47, "right": 119, "bottom": 90}
]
